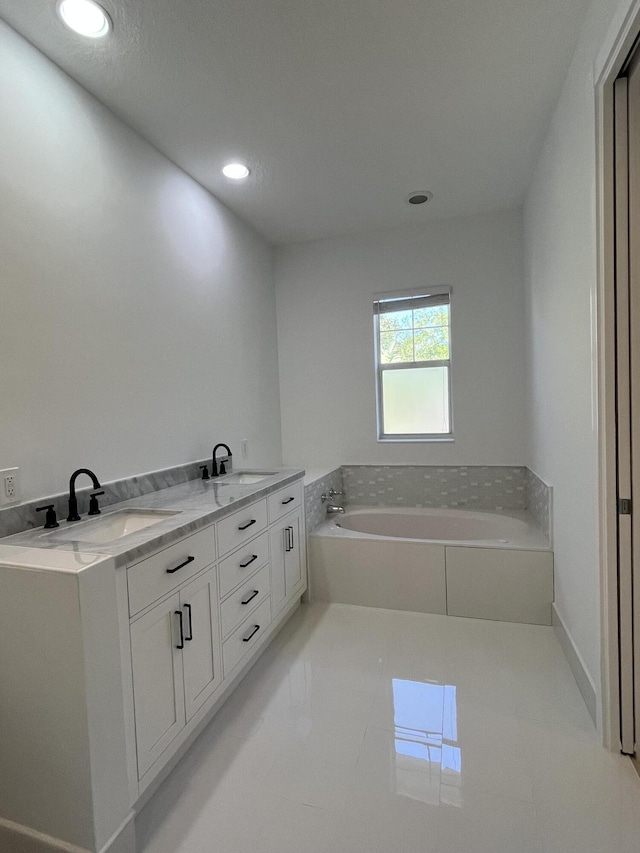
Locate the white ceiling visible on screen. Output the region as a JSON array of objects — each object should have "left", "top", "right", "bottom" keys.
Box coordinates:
[{"left": 0, "top": 0, "right": 591, "bottom": 244}]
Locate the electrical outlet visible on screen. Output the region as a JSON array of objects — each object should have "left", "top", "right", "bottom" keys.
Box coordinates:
[
  {"left": 241, "top": 439, "right": 248, "bottom": 459},
  {"left": 0, "top": 467, "right": 20, "bottom": 505}
]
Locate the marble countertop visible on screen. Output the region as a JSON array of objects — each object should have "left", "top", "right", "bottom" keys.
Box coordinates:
[{"left": 0, "top": 468, "right": 304, "bottom": 571}]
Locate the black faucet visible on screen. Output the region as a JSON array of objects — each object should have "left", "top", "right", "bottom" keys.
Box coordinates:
[
  {"left": 67, "top": 468, "right": 102, "bottom": 521},
  {"left": 211, "top": 444, "right": 232, "bottom": 477}
]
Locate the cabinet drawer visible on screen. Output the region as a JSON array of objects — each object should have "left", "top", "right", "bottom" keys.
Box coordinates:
[
  {"left": 223, "top": 597, "right": 272, "bottom": 677},
  {"left": 220, "top": 563, "right": 271, "bottom": 639},
  {"left": 218, "top": 530, "right": 269, "bottom": 599},
  {"left": 127, "top": 527, "right": 215, "bottom": 616},
  {"left": 267, "top": 481, "right": 303, "bottom": 525},
  {"left": 216, "top": 499, "right": 267, "bottom": 558}
]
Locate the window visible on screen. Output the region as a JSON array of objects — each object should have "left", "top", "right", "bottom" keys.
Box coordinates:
[{"left": 374, "top": 287, "right": 452, "bottom": 440}]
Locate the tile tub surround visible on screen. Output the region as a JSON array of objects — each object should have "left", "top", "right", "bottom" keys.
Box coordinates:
[
  {"left": 0, "top": 458, "right": 228, "bottom": 540},
  {"left": 341, "top": 465, "right": 551, "bottom": 540},
  {"left": 304, "top": 468, "right": 344, "bottom": 533},
  {"left": 341, "top": 465, "right": 527, "bottom": 509},
  {"left": 526, "top": 467, "right": 552, "bottom": 540}
]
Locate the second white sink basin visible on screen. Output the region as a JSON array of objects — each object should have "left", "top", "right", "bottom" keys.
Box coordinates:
[
  {"left": 215, "top": 471, "right": 277, "bottom": 485},
  {"left": 54, "top": 509, "right": 180, "bottom": 544}
]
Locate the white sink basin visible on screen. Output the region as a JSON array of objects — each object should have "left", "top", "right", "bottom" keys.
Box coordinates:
[
  {"left": 53, "top": 509, "right": 180, "bottom": 544},
  {"left": 215, "top": 471, "right": 277, "bottom": 485}
]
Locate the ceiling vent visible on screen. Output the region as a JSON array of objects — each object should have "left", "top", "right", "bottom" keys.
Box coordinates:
[{"left": 406, "top": 191, "right": 433, "bottom": 205}]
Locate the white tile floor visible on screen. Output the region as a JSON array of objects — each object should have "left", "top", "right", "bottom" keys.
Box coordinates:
[{"left": 136, "top": 602, "right": 640, "bottom": 853}]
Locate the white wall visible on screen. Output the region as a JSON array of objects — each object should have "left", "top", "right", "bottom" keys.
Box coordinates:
[
  {"left": 275, "top": 209, "right": 527, "bottom": 468},
  {"left": 523, "top": 0, "right": 624, "bottom": 702},
  {"left": 0, "top": 20, "right": 282, "bottom": 503}
]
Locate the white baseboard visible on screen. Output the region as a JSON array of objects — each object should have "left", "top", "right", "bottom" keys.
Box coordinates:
[
  {"left": 0, "top": 813, "right": 135, "bottom": 853},
  {"left": 552, "top": 603, "right": 598, "bottom": 725}
]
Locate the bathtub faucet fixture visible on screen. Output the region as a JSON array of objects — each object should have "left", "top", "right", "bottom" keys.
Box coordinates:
[{"left": 326, "top": 504, "right": 345, "bottom": 515}]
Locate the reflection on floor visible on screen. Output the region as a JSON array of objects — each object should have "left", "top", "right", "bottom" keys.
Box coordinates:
[
  {"left": 137, "top": 602, "right": 640, "bottom": 853},
  {"left": 391, "top": 678, "right": 461, "bottom": 807}
]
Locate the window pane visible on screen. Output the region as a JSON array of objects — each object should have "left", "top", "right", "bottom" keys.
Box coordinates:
[
  {"left": 414, "top": 326, "right": 449, "bottom": 361},
  {"left": 379, "top": 309, "right": 413, "bottom": 332},
  {"left": 382, "top": 367, "right": 450, "bottom": 434},
  {"left": 380, "top": 330, "right": 414, "bottom": 363},
  {"left": 413, "top": 305, "right": 449, "bottom": 329}
]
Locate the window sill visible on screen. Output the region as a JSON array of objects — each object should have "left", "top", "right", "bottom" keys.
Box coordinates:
[{"left": 377, "top": 436, "right": 455, "bottom": 443}]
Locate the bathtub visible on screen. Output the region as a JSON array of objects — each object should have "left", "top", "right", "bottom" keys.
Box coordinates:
[{"left": 308, "top": 506, "right": 553, "bottom": 625}]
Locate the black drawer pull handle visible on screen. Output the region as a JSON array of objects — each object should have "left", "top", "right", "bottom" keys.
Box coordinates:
[
  {"left": 241, "top": 589, "right": 259, "bottom": 605},
  {"left": 242, "top": 624, "right": 260, "bottom": 642},
  {"left": 183, "top": 603, "right": 193, "bottom": 641},
  {"left": 240, "top": 554, "right": 258, "bottom": 569},
  {"left": 285, "top": 526, "right": 293, "bottom": 552},
  {"left": 175, "top": 610, "right": 185, "bottom": 649},
  {"left": 238, "top": 519, "right": 256, "bottom": 531},
  {"left": 166, "top": 555, "right": 195, "bottom": 574},
  {"left": 281, "top": 496, "right": 295, "bottom": 505}
]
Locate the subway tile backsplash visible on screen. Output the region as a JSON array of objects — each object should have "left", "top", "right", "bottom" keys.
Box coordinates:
[
  {"left": 304, "top": 468, "right": 344, "bottom": 533},
  {"left": 526, "top": 467, "right": 553, "bottom": 542},
  {"left": 342, "top": 465, "right": 527, "bottom": 510}
]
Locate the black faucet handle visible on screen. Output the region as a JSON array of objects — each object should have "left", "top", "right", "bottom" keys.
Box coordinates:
[
  {"left": 36, "top": 504, "right": 59, "bottom": 529},
  {"left": 88, "top": 490, "right": 105, "bottom": 516},
  {"left": 219, "top": 460, "right": 226, "bottom": 475},
  {"left": 200, "top": 465, "right": 210, "bottom": 480}
]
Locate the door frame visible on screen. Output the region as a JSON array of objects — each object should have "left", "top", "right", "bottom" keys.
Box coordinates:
[{"left": 595, "top": 0, "right": 640, "bottom": 751}]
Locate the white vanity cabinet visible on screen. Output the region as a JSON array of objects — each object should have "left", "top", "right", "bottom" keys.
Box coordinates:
[
  {"left": 268, "top": 482, "right": 306, "bottom": 615},
  {"left": 0, "top": 472, "right": 307, "bottom": 853}
]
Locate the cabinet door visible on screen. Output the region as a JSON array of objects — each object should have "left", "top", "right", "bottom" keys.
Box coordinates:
[
  {"left": 180, "top": 568, "right": 223, "bottom": 721},
  {"left": 284, "top": 514, "right": 303, "bottom": 595},
  {"left": 270, "top": 510, "right": 305, "bottom": 615},
  {"left": 269, "top": 523, "right": 287, "bottom": 613},
  {"left": 130, "top": 593, "right": 185, "bottom": 779}
]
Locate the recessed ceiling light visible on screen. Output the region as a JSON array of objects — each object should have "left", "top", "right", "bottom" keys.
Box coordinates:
[
  {"left": 222, "top": 163, "right": 250, "bottom": 180},
  {"left": 406, "top": 191, "right": 433, "bottom": 205},
  {"left": 57, "top": 0, "right": 112, "bottom": 38}
]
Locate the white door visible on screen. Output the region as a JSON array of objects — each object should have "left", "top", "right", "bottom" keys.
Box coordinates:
[
  {"left": 130, "top": 593, "right": 185, "bottom": 778},
  {"left": 180, "top": 568, "right": 222, "bottom": 721}
]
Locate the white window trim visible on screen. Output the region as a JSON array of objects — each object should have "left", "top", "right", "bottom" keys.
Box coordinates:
[{"left": 373, "top": 286, "right": 454, "bottom": 442}]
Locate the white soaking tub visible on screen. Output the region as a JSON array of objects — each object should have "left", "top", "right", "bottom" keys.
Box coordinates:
[{"left": 308, "top": 507, "right": 553, "bottom": 624}]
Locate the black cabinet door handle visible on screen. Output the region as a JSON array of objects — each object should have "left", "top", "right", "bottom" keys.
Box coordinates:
[
  {"left": 175, "top": 610, "right": 185, "bottom": 649},
  {"left": 238, "top": 519, "right": 256, "bottom": 531},
  {"left": 281, "top": 496, "right": 295, "bottom": 505},
  {"left": 242, "top": 624, "right": 260, "bottom": 642},
  {"left": 183, "top": 603, "right": 193, "bottom": 641},
  {"left": 167, "top": 555, "right": 195, "bottom": 574},
  {"left": 241, "top": 589, "right": 259, "bottom": 605},
  {"left": 239, "top": 554, "right": 258, "bottom": 569},
  {"left": 284, "top": 528, "right": 291, "bottom": 552}
]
